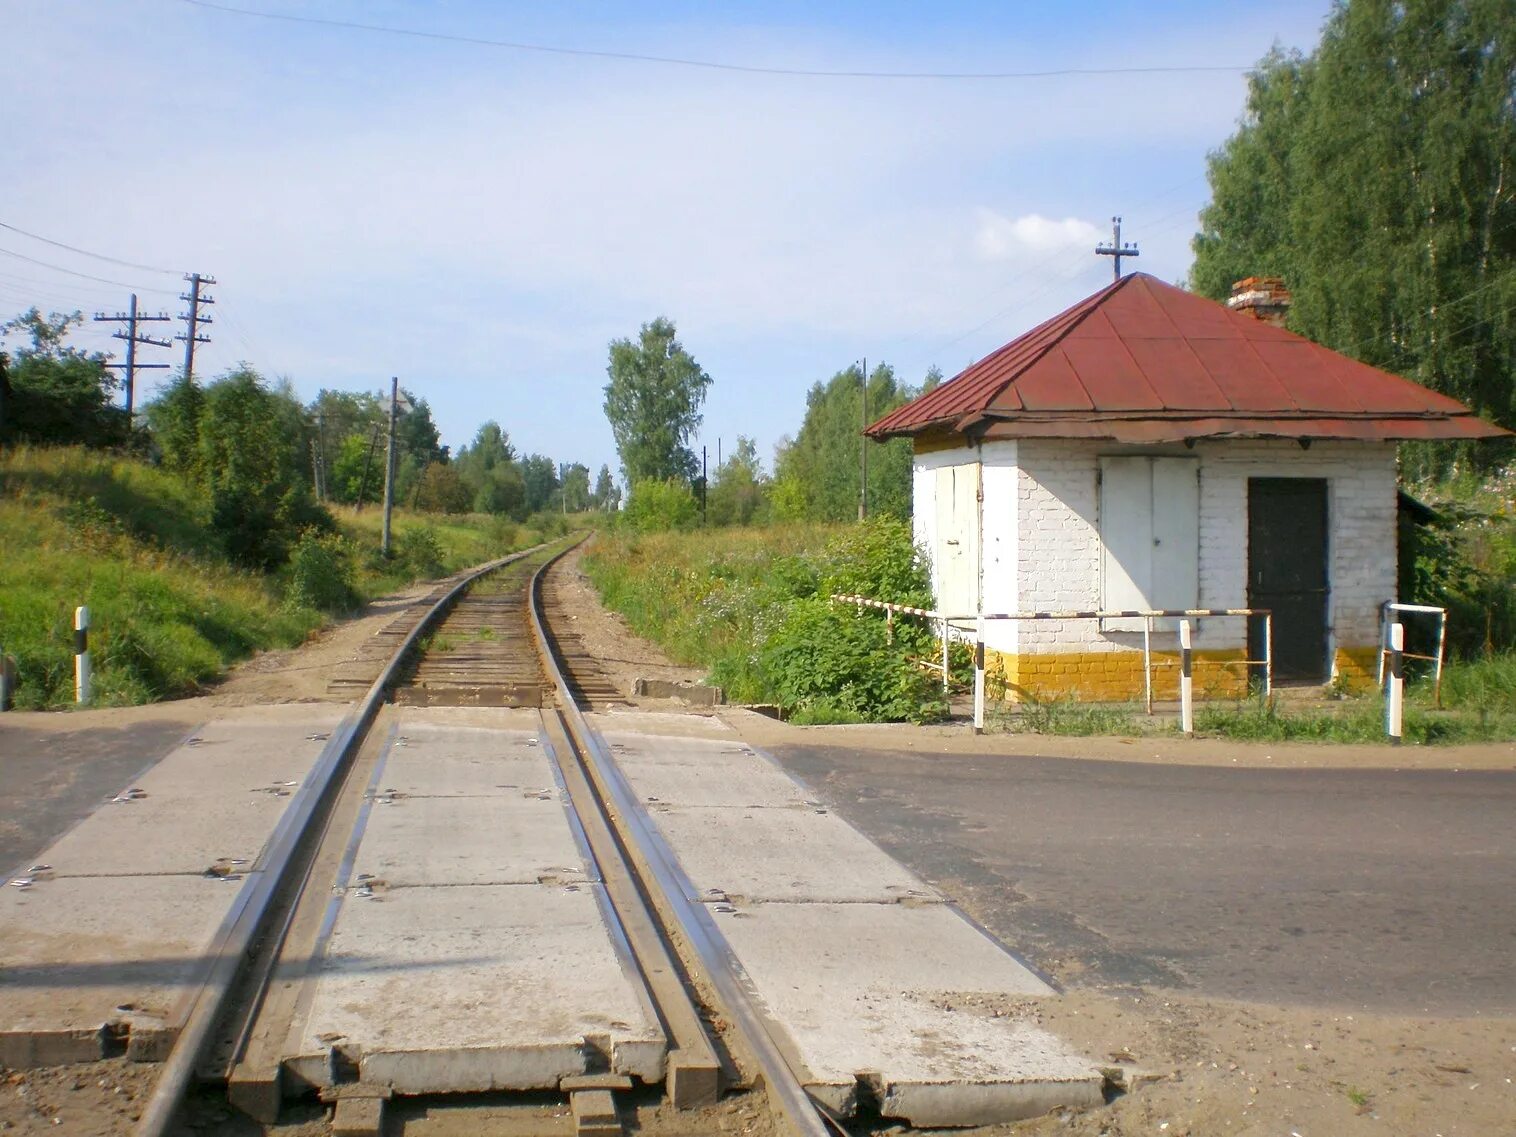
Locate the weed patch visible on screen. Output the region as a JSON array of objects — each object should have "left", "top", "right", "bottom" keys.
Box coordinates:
[{"left": 584, "top": 520, "right": 946, "bottom": 723}]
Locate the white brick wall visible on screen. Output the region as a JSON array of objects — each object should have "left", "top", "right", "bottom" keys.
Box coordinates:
[{"left": 914, "top": 437, "right": 1398, "bottom": 665}]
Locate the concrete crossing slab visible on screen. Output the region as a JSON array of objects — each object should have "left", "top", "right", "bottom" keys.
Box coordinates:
[
  {"left": 0, "top": 707, "right": 346, "bottom": 1065},
  {"left": 597, "top": 727, "right": 1102, "bottom": 1127},
  {"left": 642, "top": 804, "right": 935, "bottom": 904},
  {"left": 614, "top": 741, "right": 816, "bottom": 809},
  {"left": 40, "top": 792, "right": 301, "bottom": 877},
  {"left": 283, "top": 709, "right": 666, "bottom": 1096},
  {"left": 0, "top": 874, "right": 242, "bottom": 1065},
  {"left": 350, "top": 795, "right": 590, "bottom": 887},
  {"left": 710, "top": 901, "right": 1102, "bottom": 1124},
  {"left": 289, "top": 882, "right": 664, "bottom": 1094}
]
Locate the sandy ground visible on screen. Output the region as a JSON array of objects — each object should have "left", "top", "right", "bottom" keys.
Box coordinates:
[{"left": 4, "top": 559, "right": 1513, "bottom": 1135}]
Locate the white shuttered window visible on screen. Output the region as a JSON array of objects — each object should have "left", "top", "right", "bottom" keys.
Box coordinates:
[{"left": 1099, "top": 456, "right": 1199, "bottom": 630}]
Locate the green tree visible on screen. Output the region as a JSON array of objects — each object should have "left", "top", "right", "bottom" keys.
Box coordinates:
[
  {"left": 150, "top": 367, "right": 331, "bottom": 568},
  {"left": 147, "top": 374, "right": 206, "bottom": 475},
  {"left": 1193, "top": 0, "right": 1516, "bottom": 469},
  {"left": 625, "top": 477, "right": 698, "bottom": 531},
  {"left": 604, "top": 317, "right": 712, "bottom": 485},
  {"left": 473, "top": 463, "right": 527, "bottom": 516},
  {"left": 708, "top": 435, "right": 768, "bottom": 526},
  {"left": 558, "top": 462, "right": 591, "bottom": 512},
  {"left": 520, "top": 453, "right": 559, "bottom": 514},
  {"left": 413, "top": 461, "right": 473, "bottom": 513},
  {"left": 773, "top": 362, "right": 920, "bottom": 522},
  {"left": 591, "top": 463, "right": 620, "bottom": 511},
  {"left": 0, "top": 308, "right": 127, "bottom": 447}
]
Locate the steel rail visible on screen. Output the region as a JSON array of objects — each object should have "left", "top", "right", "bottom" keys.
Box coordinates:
[
  {"left": 526, "top": 551, "right": 835, "bottom": 1137},
  {"left": 132, "top": 542, "right": 556, "bottom": 1137}
]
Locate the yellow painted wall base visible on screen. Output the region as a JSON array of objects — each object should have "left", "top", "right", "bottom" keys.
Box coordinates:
[
  {"left": 1333, "top": 647, "right": 1381, "bottom": 692},
  {"left": 982, "top": 645, "right": 1384, "bottom": 703},
  {"left": 986, "top": 648, "right": 1249, "bottom": 703}
]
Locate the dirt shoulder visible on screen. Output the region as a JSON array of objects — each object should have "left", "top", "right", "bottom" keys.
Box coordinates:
[{"left": 718, "top": 710, "right": 1516, "bottom": 771}]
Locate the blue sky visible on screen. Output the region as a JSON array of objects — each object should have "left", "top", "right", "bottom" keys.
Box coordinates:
[{"left": 2, "top": 0, "right": 1335, "bottom": 480}]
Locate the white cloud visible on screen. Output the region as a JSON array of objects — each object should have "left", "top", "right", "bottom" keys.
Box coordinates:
[
  {"left": 973, "top": 211, "right": 1104, "bottom": 261},
  {"left": 0, "top": 0, "right": 1329, "bottom": 465}
]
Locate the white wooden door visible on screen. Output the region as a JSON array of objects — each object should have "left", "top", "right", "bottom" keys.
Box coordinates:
[
  {"left": 934, "top": 465, "right": 978, "bottom": 616},
  {"left": 1099, "top": 456, "right": 1198, "bottom": 630}
]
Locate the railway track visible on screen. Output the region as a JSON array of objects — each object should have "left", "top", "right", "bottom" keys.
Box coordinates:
[{"left": 131, "top": 536, "right": 832, "bottom": 1137}]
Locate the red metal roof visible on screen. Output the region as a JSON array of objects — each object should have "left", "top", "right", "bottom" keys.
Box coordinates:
[{"left": 867, "top": 273, "right": 1509, "bottom": 443}]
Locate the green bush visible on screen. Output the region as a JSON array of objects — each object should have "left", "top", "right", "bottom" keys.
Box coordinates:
[
  {"left": 625, "top": 478, "right": 698, "bottom": 532},
  {"left": 285, "top": 532, "right": 360, "bottom": 614},
  {"left": 394, "top": 526, "right": 446, "bottom": 578},
  {"left": 585, "top": 518, "right": 946, "bottom": 722},
  {"left": 763, "top": 598, "right": 945, "bottom": 723}
]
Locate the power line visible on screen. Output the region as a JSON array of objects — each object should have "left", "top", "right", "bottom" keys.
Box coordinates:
[
  {"left": 177, "top": 273, "right": 216, "bottom": 381},
  {"left": 0, "top": 247, "right": 178, "bottom": 293},
  {"left": 0, "top": 221, "right": 180, "bottom": 274},
  {"left": 95, "top": 294, "right": 173, "bottom": 417},
  {"left": 178, "top": 0, "right": 1253, "bottom": 81}
]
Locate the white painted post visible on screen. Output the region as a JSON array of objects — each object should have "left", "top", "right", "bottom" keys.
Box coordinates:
[
  {"left": 74, "top": 605, "right": 92, "bottom": 705},
  {"left": 1142, "top": 615, "right": 1153, "bottom": 715},
  {"left": 1179, "top": 619, "right": 1194, "bottom": 738},
  {"left": 1263, "top": 612, "right": 1274, "bottom": 707},
  {"left": 1385, "top": 621, "right": 1403, "bottom": 745},
  {"left": 972, "top": 613, "right": 986, "bottom": 734},
  {"left": 1376, "top": 603, "right": 1389, "bottom": 687},
  {"left": 940, "top": 617, "right": 950, "bottom": 694},
  {"left": 1433, "top": 609, "right": 1447, "bottom": 710}
]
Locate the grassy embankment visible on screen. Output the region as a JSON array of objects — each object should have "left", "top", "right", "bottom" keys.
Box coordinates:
[
  {"left": 586, "top": 520, "right": 1514, "bottom": 742},
  {"left": 0, "top": 446, "right": 562, "bottom": 708},
  {"left": 584, "top": 520, "right": 949, "bottom": 724}
]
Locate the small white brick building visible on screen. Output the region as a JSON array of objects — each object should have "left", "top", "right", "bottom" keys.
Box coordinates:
[{"left": 867, "top": 274, "right": 1506, "bottom": 700}]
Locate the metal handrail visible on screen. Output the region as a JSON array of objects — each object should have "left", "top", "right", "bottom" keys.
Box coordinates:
[{"left": 832, "top": 593, "right": 1275, "bottom": 726}]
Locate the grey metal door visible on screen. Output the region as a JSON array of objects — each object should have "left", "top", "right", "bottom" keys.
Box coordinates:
[{"left": 1248, "top": 478, "right": 1329, "bottom": 683}]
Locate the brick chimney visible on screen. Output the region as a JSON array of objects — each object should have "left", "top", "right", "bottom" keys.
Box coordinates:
[{"left": 1227, "top": 276, "right": 1291, "bottom": 326}]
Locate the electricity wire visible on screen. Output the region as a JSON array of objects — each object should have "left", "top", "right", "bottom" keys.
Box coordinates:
[
  {"left": 178, "top": 0, "right": 1253, "bottom": 81},
  {"left": 0, "top": 221, "right": 180, "bottom": 275},
  {"left": 0, "top": 247, "right": 178, "bottom": 294}
]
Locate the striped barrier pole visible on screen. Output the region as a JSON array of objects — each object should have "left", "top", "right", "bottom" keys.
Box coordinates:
[
  {"left": 74, "top": 605, "right": 91, "bottom": 705},
  {"left": 972, "top": 613, "right": 986, "bottom": 734},
  {"left": 1385, "top": 621, "right": 1403, "bottom": 745},
  {"left": 1179, "top": 619, "right": 1194, "bottom": 738},
  {"left": 0, "top": 654, "right": 15, "bottom": 712},
  {"left": 1142, "top": 615, "right": 1153, "bottom": 715}
]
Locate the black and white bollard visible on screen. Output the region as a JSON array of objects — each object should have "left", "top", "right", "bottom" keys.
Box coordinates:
[
  {"left": 973, "top": 614, "right": 986, "bottom": 734},
  {"left": 74, "top": 605, "right": 92, "bottom": 705},
  {"left": 1384, "top": 621, "right": 1403, "bottom": 744},
  {"left": 1179, "top": 619, "right": 1194, "bottom": 738}
]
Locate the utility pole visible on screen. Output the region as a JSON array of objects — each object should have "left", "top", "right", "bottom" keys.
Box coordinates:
[
  {"left": 95, "top": 294, "right": 171, "bottom": 418},
  {"left": 700, "top": 445, "right": 708, "bottom": 525},
  {"left": 858, "top": 357, "right": 868, "bottom": 521},
  {"left": 355, "top": 422, "right": 382, "bottom": 510},
  {"left": 1095, "top": 216, "right": 1139, "bottom": 281},
  {"left": 175, "top": 273, "right": 215, "bottom": 381},
  {"left": 312, "top": 411, "right": 328, "bottom": 501},
  {"left": 382, "top": 376, "right": 399, "bottom": 557}
]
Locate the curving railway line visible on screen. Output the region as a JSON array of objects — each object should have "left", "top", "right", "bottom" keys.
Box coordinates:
[
  {"left": 129, "top": 536, "right": 833, "bottom": 1137},
  {"left": 0, "top": 535, "right": 1102, "bottom": 1137}
]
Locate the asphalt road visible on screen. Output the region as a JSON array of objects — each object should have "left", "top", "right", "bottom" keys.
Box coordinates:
[
  {"left": 767, "top": 744, "right": 1516, "bottom": 1017},
  {"left": 0, "top": 717, "right": 196, "bottom": 876}
]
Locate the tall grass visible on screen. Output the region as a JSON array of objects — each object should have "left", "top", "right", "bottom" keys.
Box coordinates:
[
  {"left": 584, "top": 523, "right": 839, "bottom": 675},
  {"left": 0, "top": 448, "right": 315, "bottom": 707},
  {"left": 583, "top": 521, "right": 948, "bottom": 723},
  {"left": 0, "top": 446, "right": 551, "bottom": 708}
]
